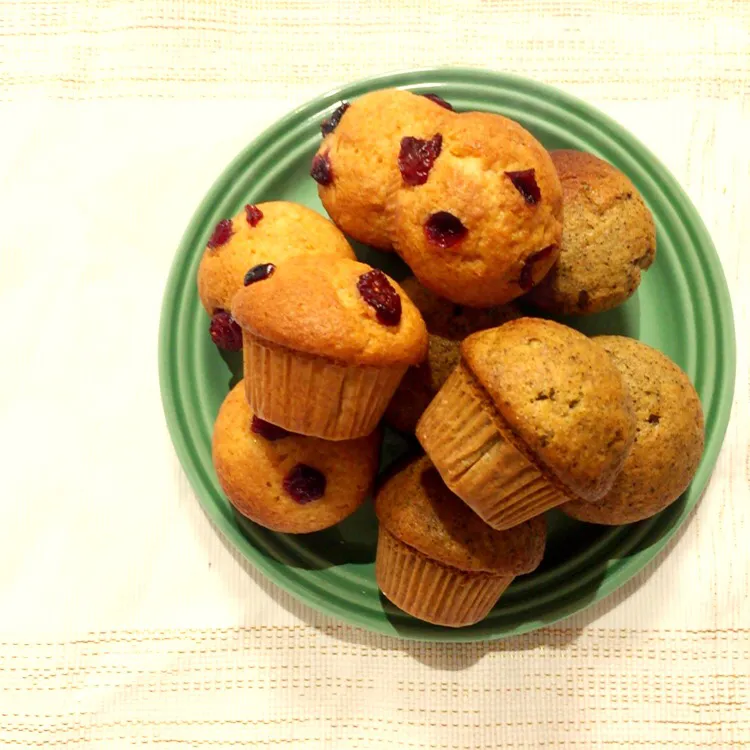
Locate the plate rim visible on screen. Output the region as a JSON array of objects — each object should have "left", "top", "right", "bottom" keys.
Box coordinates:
[{"left": 159, "top": 66, "right": 736, "bottom": 642}]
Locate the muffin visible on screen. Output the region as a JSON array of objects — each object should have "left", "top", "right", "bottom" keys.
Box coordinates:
[
  {"left": 197, "top": 201, "right": 355, "bottom": 349},
  {"left": 231, "top": 256, "right": 428, "bottom": 440},
  {"left": 388, "top": 111, "right": 563, "bottom": 307},
  {"left": 312, "top": 89, "right": 452, "bottom": 250},
  {"left": 416, "top": 318, "right": 635, "bottom": 530},
  {"left": 562, "top": 336, "right": 704, "bottom": 524},
  {"left": 213, "top": 381, "right": 380, "bottom": 533},
  {"left": 375, "top": 455, "right": 546, "bottom": 627},
  {"left": 527, "top": 150, "right": 656, "bottom": 315},
  {"left": 385, "top": 276, "right": 520, "bottom": 433}
]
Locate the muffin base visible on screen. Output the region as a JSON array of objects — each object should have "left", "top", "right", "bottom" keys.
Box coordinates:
[
  {"left": 416, "top": 363, "right": 570, "bottom": 530},
  {"left": 244, "top": 336, "right": 406, "bottom": 440},
  {"left": 376, "top": 529, "right": 512, "bottom": 627}
]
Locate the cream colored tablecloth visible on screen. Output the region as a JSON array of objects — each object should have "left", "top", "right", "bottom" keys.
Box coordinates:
[{"left": 1, "top": 1, "right": 748, "bottom": 748}]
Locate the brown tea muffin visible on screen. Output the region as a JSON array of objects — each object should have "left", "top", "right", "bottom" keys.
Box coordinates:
[
  {"left": 527, "top": 150, "right": 656, "bottom": 315},
  {"left": 197, "top": 202, "right": 355, "bottom": 349},
  {"left": 562, "top": 336, "right": 704, "bottom": 524},
  {"left": 312, "top": 89, "right": 451, "bottom": 249},
  {"left": 416, "top": 318, "right": 635, "bottom": 530},
  {"left": 231, "top": 256, "right": 428, "bottom": 440},
  {"left": 213, "top": 381, "right": 380, "bottom": 533},
  {"left": 375, "top": 455, "right": 546, "bottom": 627},
  {"left": 384, "top": 276, "right": 520, "bottom": 433},
  {"left": 388, "top": 111, "right": 563, "bottom": 307}
]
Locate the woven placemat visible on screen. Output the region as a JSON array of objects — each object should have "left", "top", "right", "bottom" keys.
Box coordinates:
[{"left": 0, "top": 2, "right": 748, "bottom": 747}]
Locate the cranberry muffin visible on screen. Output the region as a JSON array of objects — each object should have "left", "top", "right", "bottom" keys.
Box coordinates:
[
  {"left": 388, "top": 112, "right": 563, "bottom": 307},
  {"left": 213, "top": 381, "right": 380, "bottom": 533},
  {"left": 417, "top": 318, "right": 635, "bottom": 530},
  {"left": 562, "top": 336, "right": 704, "bottom": 524},
  {"left": 312, "top": 89, "right": 452, "bottom": 250},
  {"left": 528, "top": 150, "right": 656, "bottom": 315},
  {"left": 231, "top": 256, "right": 428, "bottom": 440},
  {"left": 375, "top": 456, "right": 546, "bottom": 627},
  {"left": 385, "top": 276, "right": 520, "bottom": 433},
  {"left": 197, "top": 201, "right": 355, "bottom": 349}
]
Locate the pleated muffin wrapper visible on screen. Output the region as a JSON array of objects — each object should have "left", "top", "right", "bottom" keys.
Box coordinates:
[
  {"left": 376, "top": 529, "right": 513, "bottom": 627},
  {"left": 416, "top": 363, "right": 570, "bottom": 530},
  {"left": 243, "top": 334, "right": 407, "bottom": 441}
]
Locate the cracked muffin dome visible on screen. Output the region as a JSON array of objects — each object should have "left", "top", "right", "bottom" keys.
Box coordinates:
[
  {"left": 527, "top": 150, "right": 656, "bottom": 315},
  {"left": 231, "top": 256, "right": 428, "bottom": 440},
  {"left": 562, "top": 336, "right": 704, "bottom": 524},
  {"left": 416, "top": 318, "right": 635, "bottom": 530},
  {"left": 375, "top": 455, "right": 546, "bottom": 626},
  {"left": 197, "top": 201, "right": 355, "bottom": 349},
  {"left": 213, "top": 380, "right": 380, "bottom": 534},
  {"left": 312, "top": 89, "right": 452, "bottom": 250},
  {"left": 385, "top": 276, "right": 521, "bottom": 433},
  {"left": 388, "top": 111, "right": 563, "bottom": 307}
]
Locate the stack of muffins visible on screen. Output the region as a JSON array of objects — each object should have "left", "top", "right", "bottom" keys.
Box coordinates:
[{"left": 198, "top": 89, "right": 705, "bottom": 628}]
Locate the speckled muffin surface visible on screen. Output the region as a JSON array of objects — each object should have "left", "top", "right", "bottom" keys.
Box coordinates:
[
  {"left": 313, "top": 89, "right": 451, "bottom": 249},
  {"left": 562, "top": 336, "right": 704, "bottom": 524},
  {"left": 462, "top": 318, "right": 635, "bottom": 501},
  {"left": 527, "top": 150, "right": 656, "bottom": 315},
  {"left": 388, "top": 111, "right": 563, "bottom": 307},
  {"left": 231, "top": 256, "right": 428, "bottom": 367},
  {"left": 212, "top": 381, "right": 380, "bottom": 533},
  {"left": 385, "top": 276, "right": 520, "bottom": 433},
  {"left": 375, "top": 456, "right": 546, "bottom": 574},
  {"left": 197, "top": 201, "right": 355, "bottom": 315}
]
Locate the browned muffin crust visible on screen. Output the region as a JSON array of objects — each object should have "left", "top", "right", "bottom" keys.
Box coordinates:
[
  {"left": 385, "top": 277, "right": 520, "bottom": 432},
  {"left": 375, "top": 455, "right": 546, "bottom": 574},
  {"left": 562, "top": 336, "right": 704, "bottom": 524},
  {"left": 461, "top": 318, "right": 635, "bottom": 501},
  {"left": 528, "top": 150, "right": 656, "bottom": 315}
]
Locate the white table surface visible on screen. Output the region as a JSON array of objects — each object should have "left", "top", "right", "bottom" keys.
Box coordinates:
[{"left": 1, "top": 1, "right": 748, "bottom": 747}]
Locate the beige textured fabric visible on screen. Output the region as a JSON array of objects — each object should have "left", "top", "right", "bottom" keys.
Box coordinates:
[{"left": 1, "top": 1, "right": 749, "bottom": 748}]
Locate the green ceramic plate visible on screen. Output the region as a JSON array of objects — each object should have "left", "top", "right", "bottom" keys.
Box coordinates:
[{"left": 159, "top": 68, "right": 735, "bottom": 641}]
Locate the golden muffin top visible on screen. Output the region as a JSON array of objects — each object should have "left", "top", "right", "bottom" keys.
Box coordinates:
[{"left": 231, "top": 256, "right": 428, "bottom": 367}]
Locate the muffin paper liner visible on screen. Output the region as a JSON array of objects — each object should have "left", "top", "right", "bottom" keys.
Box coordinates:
[
  {"left": 376, "top": 529, "right": 512, "bottom": 627},
  {"left": 416, "top": 363, "right": 569, "bottom": 529},
  {"left": 243, "top": 335, "right": 406, "bottom": 440}
]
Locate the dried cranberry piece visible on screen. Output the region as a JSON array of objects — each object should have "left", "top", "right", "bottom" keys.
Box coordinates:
[
  {"left": 422, "top": 93, "right": 454, "bottom": 111},
  {"left": 357, "top": 269, "right": 402, "bottom": 326},
  {"left": 244, "top": 263, "right": 276, "bottom": 286},
  {"left": 209, "top": 310, "right": 243, "bottom": 351},
  {"left": 245, "top": 204, "right": 264, "bottom": 227},
  {"left": 398, "top": 134, "right": 443, "bottom": 186},
  {"left": 424, "top": 211, "right": 468, "bottom": 248},
  {"left": 207, "top": 219, "right": 233, "bottom": 249},
  {"left": 519, "top": 245, "right": 557, "bottom": 291},
  {"left": 321, "top": 102, "right": 350, "bottom": 136},
  {"left": 283, "top": 464, "right": 326, "bottom": 504},
  {"left": 251, "top": 416, "right": 290, "bottom": 441},
  {"left": 310, "top": 152, "right": 333, "bottom": 185},
  {"left": 506, "top": 169, "right": 541, "bottom": 205}
]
